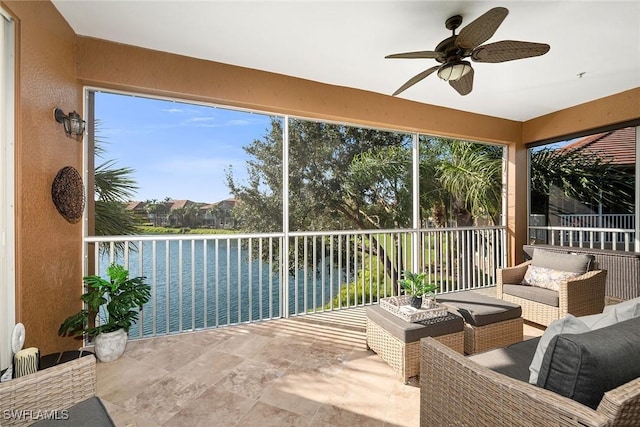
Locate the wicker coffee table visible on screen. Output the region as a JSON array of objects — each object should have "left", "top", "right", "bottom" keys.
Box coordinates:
[{"left": 366, "top": 305, "right": 464, "bottom": 383}]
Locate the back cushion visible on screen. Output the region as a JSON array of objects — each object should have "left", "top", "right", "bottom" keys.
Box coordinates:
[
  {"left": 531, "top": 249, "right": 592, "bottom": 274},
  {"left": 536, "top": 316, "right": 640, "bottom": 409},
  {"left": 521, "top": 266, "right": 579, "bottom": 291}
]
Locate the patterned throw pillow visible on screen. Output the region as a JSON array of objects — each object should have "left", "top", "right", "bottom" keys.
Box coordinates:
[{"left": 521, "top": 265, "right": 580, "bottom": 291}]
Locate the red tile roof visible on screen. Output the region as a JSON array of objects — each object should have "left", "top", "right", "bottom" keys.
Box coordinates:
[{"left": 563, "top": 127, "right": 636, "bottom": 166}]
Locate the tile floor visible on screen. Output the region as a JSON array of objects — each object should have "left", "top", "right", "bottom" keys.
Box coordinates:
[{"left": 97, "top": 304, "right": 544, "bottom": 427}]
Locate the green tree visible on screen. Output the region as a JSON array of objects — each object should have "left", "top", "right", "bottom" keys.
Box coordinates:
[
  {"left": 227, "top": 117, "right": 414, "bottom": 285},
  {"left": 144, "top": 199, "right": 165, "bottom": 226},
  {"left": 94, "top": 124, "right": 139, "bottom": 237}
]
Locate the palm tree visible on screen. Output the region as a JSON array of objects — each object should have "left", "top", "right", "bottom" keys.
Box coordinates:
[
  {"left": 435, "top": 140, "right": 503, "bottom": 226},
  {"left": 94, "top": 122, "right": 140, "bottom": 238}
]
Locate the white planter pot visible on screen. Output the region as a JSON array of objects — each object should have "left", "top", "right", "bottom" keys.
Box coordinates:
[{"left": 93, "top": 329, "right": 128, "bottom": 362}]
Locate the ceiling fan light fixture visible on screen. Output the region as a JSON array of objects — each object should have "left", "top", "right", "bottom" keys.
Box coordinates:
[{"left": 437, "top": 61, "right": 472, "bottom": 81}]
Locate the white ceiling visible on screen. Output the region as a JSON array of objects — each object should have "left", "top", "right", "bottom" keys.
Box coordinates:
[{"left": 52, "top": 0, "right": 640, "bottom": 122}]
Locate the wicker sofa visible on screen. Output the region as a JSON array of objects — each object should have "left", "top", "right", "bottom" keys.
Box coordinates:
[
  {"left": 0, "top": 354, "right": 112, "bottom": 427},
  {"left": 420, "top": 310, "right": 640, "bottom": 427},
  {"left": 497, "top": 248, "right": 607, "bottom": 326}
]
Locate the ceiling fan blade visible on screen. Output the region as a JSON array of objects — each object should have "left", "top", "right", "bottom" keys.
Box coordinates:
[
  {"left": 471, "top": 40, "right": 550, "bottom": 63},
  {"left": 385, "top": 51, "right": 444, "bottom": 60},
  {"left": 456, "top": 7, "right": 508, "bottom": 50},
  {"left": 392, "top": 66, "right": 439, "bottom": 96},
  {"left": 449, "top": 67, "right": 474, "bottom": 96}
]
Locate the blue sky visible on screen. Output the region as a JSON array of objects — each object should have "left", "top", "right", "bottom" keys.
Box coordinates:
[{"left": 95, "top": 92, "right": 274, "bottom": 203}]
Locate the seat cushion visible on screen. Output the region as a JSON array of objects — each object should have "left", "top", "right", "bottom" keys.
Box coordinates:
[
  {"left": 469, "top": 337, "right": 539, "bottom": 382},
  {"left": 32, "top": 397, "right": 115, "bottom": 426},
  {"left": 437, "top": 291, "right": 521, "bottom": 327},
  {"left": 536, "top": 316, "right": 640, "bottom": 409},
  {"left": 366, "top": 305, "right": 463, "bottom": 343},
  {"left": 503, "top": 283, "right": 559, "bottom": 307}
]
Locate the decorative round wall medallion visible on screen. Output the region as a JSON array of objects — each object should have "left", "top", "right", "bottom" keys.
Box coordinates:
[{"left": 51, "top": 166, "right": 85, "bottom": 223}]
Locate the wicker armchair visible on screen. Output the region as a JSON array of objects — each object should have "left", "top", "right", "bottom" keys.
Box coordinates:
[
  {"left": 420, "top": 337, "right": 640, "bottom": 427},
  {"left": 0, "top": 355, "right": 96, "bottom": 427},
  {"left": 497, "top": 260, "right": 607, "bottom": 327}
]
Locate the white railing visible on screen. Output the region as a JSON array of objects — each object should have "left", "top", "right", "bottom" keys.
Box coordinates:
[
  {"left": 84, "top": 226, "right": 506, "bottom": 339},
  {"left": 528, "top": 225, "right": 636, "bottom": 252},
  {"left": 558, "top": 213, "right": 635, "bottom": 230},
  {"left": 557, "top": 214, "right": 635, "bottom": 245}
]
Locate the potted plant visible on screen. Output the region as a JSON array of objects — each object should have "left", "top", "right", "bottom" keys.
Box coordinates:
[
  {"left": 400, "top": 270, "right": 439, "bottom": 309},
  {"left": 59, "top": 263, "right": 151, "bottom": 362}
]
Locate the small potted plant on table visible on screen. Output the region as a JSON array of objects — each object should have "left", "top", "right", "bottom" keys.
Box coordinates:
[
  {"left": 59, "top": 264, "right": 151, "bottom": 362},
  {"left": 400, "top": 270, "right": 439, "bottom": 309}
]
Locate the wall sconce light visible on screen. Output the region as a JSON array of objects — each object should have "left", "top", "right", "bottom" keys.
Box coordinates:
[{"left": 54, "top": 108, "right": 86, "bottom": 140}]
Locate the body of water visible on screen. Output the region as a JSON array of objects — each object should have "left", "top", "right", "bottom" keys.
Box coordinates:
[{"left": 98, "top": 239, "right": 351, "bottom": 337}]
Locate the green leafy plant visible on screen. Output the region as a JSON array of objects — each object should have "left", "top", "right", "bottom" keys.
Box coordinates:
[
  {"left": 400, "top": 270, "right": 438, "bottom": 297},
  {"left": 58, "top": 264, "right": 151, "bottom": 339}
]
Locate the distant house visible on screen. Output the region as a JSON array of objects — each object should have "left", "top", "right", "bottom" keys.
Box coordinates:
[
  {"left": 202, "top": 198, "right": 238, "bottom": 229},
  {"left": 125, "top": 201, "right": 149, "bottom": 224},
  {"left": 127, "top": 198, "right": 238, "bottom": 229}
]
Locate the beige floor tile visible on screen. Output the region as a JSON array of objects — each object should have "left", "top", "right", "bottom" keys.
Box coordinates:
[
  {"left": 97, "top": 358, "right": 170, "bottom": 405},
  {"left": 312, "top": 404, "right": 385, "bottom": 427},
  {"left": 217, "top": 358, "right": 288, "bottom": 400},
  {"left": 101, "top": 399, "right": 161, "bottom": 427},
  {"left": 238, "top": 401, "right": 313, "bottom": 427},
  {"left": 121, "top": 372, "right": 209, "bottom": 425},
  {"left": 164, "top": 387, "right": 256, "bottom": 427},
  {"left": 217, "top": 331, "right": 271, "bottom": 357},
  {"left": 171, "top": 348, "right": 244, "bottom": 385},
  {"left": 266, "top": 364, "right": 348, "bottom": 407},
  {"left": 259, "top": 383, "right": 323, "bottom": 416},
  {"left": 127, "top": 339, "right": 206, "bottom": 372},
  {"left": 248, "top": 335, "right": 313, "bottom": 367}
]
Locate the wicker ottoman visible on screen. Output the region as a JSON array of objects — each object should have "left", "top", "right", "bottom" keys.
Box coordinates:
[
  {"left": 438, "top": 291, "right": 523, "bottom": 355},
  {"left": 366, "top": 305, "right": 464, "bottom": 383}
]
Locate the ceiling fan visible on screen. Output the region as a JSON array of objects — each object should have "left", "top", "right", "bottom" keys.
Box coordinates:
[{"left": 386, "top": 7, "right": 550, "bottom": 96}]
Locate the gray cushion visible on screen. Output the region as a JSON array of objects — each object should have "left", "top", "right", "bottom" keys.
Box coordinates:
[
  {"left": 536, "top": 316, "right": 640, "bottom": 409},
  {"left": 503, "top": 284, "right": 560, "bottom": 307},
  {"left": 437, "top": 291, "right": 522, "bottom": 326},
  {"left": 367, "top": 305, "right": 463, "bottom": 343},
  {"left": 469, "top": 337, "right": 539, "bottom": 382},
  {"left": 532, "top": 249, "right": 592, "bottom": 274},
  {"left": 32, "top": 397, "right": 115, "bottom": 426}
]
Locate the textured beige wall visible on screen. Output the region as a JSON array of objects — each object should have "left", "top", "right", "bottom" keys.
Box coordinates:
[
  {"left": 2, "top": 0, "right": 83, "bottom": 354},
  {"left": 523, "top": 88, "right": 640, "bottom": 144}
]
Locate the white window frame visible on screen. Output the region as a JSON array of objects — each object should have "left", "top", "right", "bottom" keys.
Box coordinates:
[{"left": 0, "top": 8, "right": 15, "bottom": 371}]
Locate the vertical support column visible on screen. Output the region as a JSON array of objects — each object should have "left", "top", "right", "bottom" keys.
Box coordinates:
[
  {"left": 84, "top": 91, "right": 96, "bottom": 276},
  {"left": 281, "top": 117, "right": 290, "bottom": 318},
  {"left": 506, "top": 140, "right": 528, "bottom": 266},
  {"left": 412, "top": 133, "right": 420, "bottom": 272}
]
